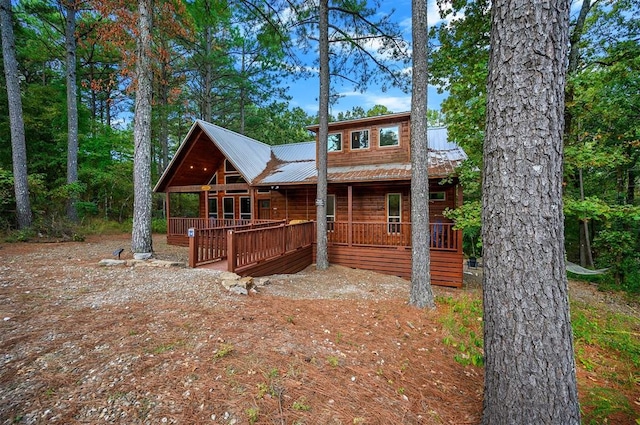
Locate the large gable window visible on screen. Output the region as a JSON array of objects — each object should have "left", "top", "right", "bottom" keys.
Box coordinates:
[
  {"left": 328, "top": 133, "right": 342, "bottom": 152},
  {"left": 379, "top": 125, "right": 399, "bottom": 147},
  {"left": 350, "top": 129, "right": 369, "bottom": 150},
  {"left": 225, "top": 174, "right": 248, "bottom": 194}
]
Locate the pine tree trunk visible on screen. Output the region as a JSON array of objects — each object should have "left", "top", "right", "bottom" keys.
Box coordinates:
[
  {"left": 65, "top": 0, "right": 79, "bottom": 222},
  {"left": 131, "top": 0, "right": 153, "bottom": 254},
  {"left": 315, "top": 0, "right": 329, "bottom": 270},
  {"left": 482, "top": 0, "right": 580, "bottom": 423},
  {"left": 409, "top": 0, "right": 434, "bottom": 309},
  {"left": 0, "top": 0, "right": 32, "bottom": 229}
]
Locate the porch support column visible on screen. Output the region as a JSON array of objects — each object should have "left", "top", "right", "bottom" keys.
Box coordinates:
[
  {"left": 165, "top": 192, "right": 171, "bottom": 236},
  {"left": 204, "top": 190, "right": 209, "bottom": 221},
  {"left": 456, "top": 182, "right": 464, "bottom": 253},
  {"left": 348, "top": 185, "right": 353, "bottom": 247}
]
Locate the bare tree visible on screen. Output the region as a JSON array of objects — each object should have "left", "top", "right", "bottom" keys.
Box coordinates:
[
  {"left": 409, "top": 0, "right": 434, "bottom": 308},
  {"left": 0, "top": 0, "right": 32, "bottom": 229},
  {"left": 482, "top": 0, "right": 580, "bottom": 423},
  {"left": 131, "top": 0, "right": 153, "bottom": 254}
]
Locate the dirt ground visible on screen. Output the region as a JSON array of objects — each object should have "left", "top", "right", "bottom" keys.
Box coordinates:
[{"left": 0, "top": 234, "right": 636, "bottom": 424}]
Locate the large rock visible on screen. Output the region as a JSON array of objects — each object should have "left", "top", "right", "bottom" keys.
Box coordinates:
[{"left": 98, "top": 259, "right": 126, "bottom": 266}]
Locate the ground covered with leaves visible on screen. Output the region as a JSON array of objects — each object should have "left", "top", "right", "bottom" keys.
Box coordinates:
[{"left": 0, "top": 234, "right": 638, "bottom": 424}]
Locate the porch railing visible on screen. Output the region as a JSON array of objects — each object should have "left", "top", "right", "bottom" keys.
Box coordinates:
[
  {"left": 327, "top": 221, "right": 459, "bottom": 251},
  {"left": 169, "top": 217, "right": 280, "bottom": 237},
  {"left": 187, "top": 220, "right": 286, "bottom": 267},
  {"left": 228, "top": 221, "right": 315, "bottom": 272}
]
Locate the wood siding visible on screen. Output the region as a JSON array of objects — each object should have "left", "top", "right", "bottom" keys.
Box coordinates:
[
  {"left": 312, "top": 245, "right": 463, "bottom": 288},
  {"left": 321, "top": 119, "right": 411, "bottom": 168}
]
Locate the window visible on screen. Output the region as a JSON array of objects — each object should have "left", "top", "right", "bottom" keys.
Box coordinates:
[
  {"left": 225, "top": 159, "right": 238, "bottom": 173},
  {"left": 223, "top": 197, "right": 234, "bottom": 220},
  {"left": 208, "top": 197, "right": 218, "bottom": 219},
  {"left": 328, "top": 133, "right": 342, "bottom": 152},
  {"left": 225, "top": 174, "right": 248, "bottom": 194},
  {"left": 240, "top": 197, "right": 251, "bottom": 220},
  {"left": 429, "top": 191, "right": 446, "bottom": 201},
  {"left": 326, "top": 194, "right": 335, "bottom": 231},
  {"left": 379, "top": 125, "right": 399, "bottom": 147},
  {"left": 350, "top": 129, "right": 369, "bottom": 150},
  {"left": 387, "top": 193, "right": 401, "bottom": 233},
  {"left": 257, "top": 188, "right": 270, "bottom": 194}
]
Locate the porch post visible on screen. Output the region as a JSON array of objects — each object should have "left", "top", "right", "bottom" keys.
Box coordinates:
[
  {"left": 456, "top": 182, "right": 464, "bottom": 253},
  {"left": 165, "top": 192, "right": 171, "bottom": 236},
  {"left": 204, "top": 190, "right": 209, "bottom": 221},
  {"left": 348, "top": 185, "right": 353, "bottom": 247}
]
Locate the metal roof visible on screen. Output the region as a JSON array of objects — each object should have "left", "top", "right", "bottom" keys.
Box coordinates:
[
  {"left": 154, "top": 120, "right": 466, "bottom": 191},
  {"left": 197, "top": 120, "right": 272, "bottom": 183},
  {"left": 272, "top": 141, "right": 316, "bottom": 161}
]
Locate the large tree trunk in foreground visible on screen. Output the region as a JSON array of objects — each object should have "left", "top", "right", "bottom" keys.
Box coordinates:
[
  {"left": 409, "top": 0, "right": 434, "bottom": 308},
  {"left": 315, "top": 0, "right": 329, "bottom": 270},
  {"left": 131, "top": 0, "right": 153, "bottom": 254},
  {"left": 0, "top": 0, "right": 32, "bottom": 229},
  {"left": 482, "top": 0, "right": 580, "bottom": 424}
]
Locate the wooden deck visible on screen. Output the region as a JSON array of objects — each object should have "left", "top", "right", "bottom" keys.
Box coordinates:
[{"left": 179, "top": 219, "right": 463, "bottom": 287}]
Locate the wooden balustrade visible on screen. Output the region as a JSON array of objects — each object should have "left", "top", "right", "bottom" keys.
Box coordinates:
[
  {"left": 170, "top": 217, "right": 280, "bottom": 237},
  {"left": 327, "top": 221, "right": 458, "bottom": 251},
  {"left": 228, "top": 221, "right": 315, "bottom": 271}
]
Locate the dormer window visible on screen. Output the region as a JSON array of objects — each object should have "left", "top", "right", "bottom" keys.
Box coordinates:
[
  {"left": 328, "top": 133, "right": 342, "bottom": 152},
  {"left": 379, "top": 125, "right": 399, "bottom": 147},
  {"left": 351, "top": 129, "right": 369, "bottom": 150}
]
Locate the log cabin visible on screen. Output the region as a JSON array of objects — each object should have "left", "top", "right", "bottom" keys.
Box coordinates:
[{"left": 153, "top": 112, "right": 467, "bottom": 287}]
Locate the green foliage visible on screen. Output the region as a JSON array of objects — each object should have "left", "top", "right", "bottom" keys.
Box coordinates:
[
  {"left": 444, "top": 200, "right": 482, "bottom": 256},
  {"left": 436, "top": 295, "right": 484, "bottom": 367},
  {"left": 593, "top": 229, "right": 640, "bottom": 293},
  {"left": 582, "top": 388, "right": 637, "bottom": 425},
  {"left": 213, "top": 343, "right": 234, "bottom": 359},
  {"left": 151, "top": 218, "right": 167, "bottom": 234},
  {"left": 572, "top": 302, "right": 640, "bottom": 368}
]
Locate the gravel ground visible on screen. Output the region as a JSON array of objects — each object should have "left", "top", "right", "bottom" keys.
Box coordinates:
[{"left": 0, "top": 233, "right": 637, "bottom": 425}]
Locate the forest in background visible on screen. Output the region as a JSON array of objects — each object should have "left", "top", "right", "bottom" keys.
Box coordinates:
[{"left": 0, "top": 0, "right": 638, "bottom": 293}]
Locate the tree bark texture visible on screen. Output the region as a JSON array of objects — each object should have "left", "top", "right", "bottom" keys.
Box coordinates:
[
  {"left": 315, "top": 0, "right": 329, "bottom": 270},
  {"left": 131, "top": 0, "right": 153, "bottom": 254},
  {"left": 482, "top": 1, "right": 580, "bottom": 424},
  {"left": 0, "top": 0, "right": 32, "bottom": 229},
  {"left": 409, "top": 0, "right": 434, "bottom": 308},
  {"left": 65, "top": 0, "right": 79, "bottom": 222}
]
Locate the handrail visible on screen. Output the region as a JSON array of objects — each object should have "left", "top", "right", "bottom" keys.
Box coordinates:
[
  {"left": 228, "top": 221, "right": 315, "bottom": 271},
  {"left": 327, "top": 221, "right": 459, "bottom": 251}
]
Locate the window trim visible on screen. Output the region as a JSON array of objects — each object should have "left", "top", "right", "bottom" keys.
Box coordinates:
[
  {"left": 429, "top": 191, "right": 446, "bottom": 201},
  {"left": 240, "top": 197, "right": 252, "bottom": 220},
  {"left": 225, "top": 174, "right": 248, "bottom": 194},
  {"left": 378, "top": 125, "right": 400, "bottom": 148},
  {"left": 225, "top": 159, "right": 238, "bottom": 174},
  {"left": 222, "top": 197, "right": 235, "bottom": 220},
  {"left": 386, "top": 193, "right": 401, "bottom": 234},
  {"left": 208, "top": 196, "right": 218, "bottom": 219},
  {"left": 327, "top": 132, "right": 343, "bottom": 152},
  {"left": 350, "top": 129, "right": 370, "bottom": 150}
]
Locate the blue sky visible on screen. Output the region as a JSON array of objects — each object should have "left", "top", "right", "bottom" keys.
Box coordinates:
[
  {"left": 285, "top": 0, "right": 587, "bottom": 118},
  {"left": 287, "top": 0, "right": 450, "bottom": 117}
]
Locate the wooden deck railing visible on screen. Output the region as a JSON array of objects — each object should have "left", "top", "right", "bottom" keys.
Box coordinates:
[
  {"left": 170, "top": 217, "right": 280, "bottom": 237},
  {"left": 187, "top": 220, "right": 286, "bottom": 267},
  {"left": 228, "top": 221, "right": 315, "bottom": 272},
  {"left": 327, "top": 221, "right": 459, "bottom": 251}
]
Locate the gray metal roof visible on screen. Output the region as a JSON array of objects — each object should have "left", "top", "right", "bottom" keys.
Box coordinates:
[
  {"left": 272, "top": 141, "right": 316, "bottom": 161},
  {"left": 428, "top": 127, "right": 459, "bottom": 151},
  {"left": 197, "top": 120, "right": 272, "bottom": 183}
]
